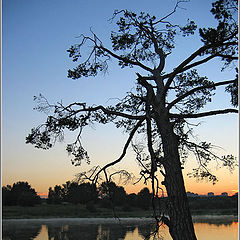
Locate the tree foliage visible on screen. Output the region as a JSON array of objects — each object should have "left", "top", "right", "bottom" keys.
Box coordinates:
[
  {"left": 47, "top": 181, "right": 98, "bottom": 205},
  {"left": 2, "top": 181, "right": 41, "bottom": 206}
]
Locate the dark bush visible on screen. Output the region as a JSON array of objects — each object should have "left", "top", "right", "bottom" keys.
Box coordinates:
[{"left": 2, "top": 182, "right": 40, "bottom": 206}]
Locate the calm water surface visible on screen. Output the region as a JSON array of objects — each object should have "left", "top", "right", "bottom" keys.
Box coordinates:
[{"left": 2, "top": 217, "right": 238, "bottom": 240}]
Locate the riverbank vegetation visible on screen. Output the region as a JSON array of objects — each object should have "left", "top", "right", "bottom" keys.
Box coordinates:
[
  {"left": 2, "top": 197, "right": 237, "bottom": 219},
  {"left": 2, "top": 181, "right": 237, "bottom": 219}
]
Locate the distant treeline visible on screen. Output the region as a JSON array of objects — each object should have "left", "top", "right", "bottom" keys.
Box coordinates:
[
  {"left": 2, "top": 182, "right": 41, "bottom": 206},
  {"left": 188, "top": 194, "right": 237, "bottom": 213},
  {"left": 47, "top": 181, "right": 152, "bottom": 211},
  {"left": 2, "top": 181, "right": 238, "bottom": 214},
  {"left": 2, "top": 181, "right": 153, "bottom": 210}
]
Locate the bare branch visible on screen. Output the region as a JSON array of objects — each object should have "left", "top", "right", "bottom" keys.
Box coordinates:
[
  {"left": 85, "top": 105, "right": 145, "bottom": 120},
  {"left": 215, "top": 54, "right": 238, "bottom": 60},
  {"left": 170, "top": 108, "right": 238, "bottom": 119},
  {"left": 153, "top": 0, "right": 189, "bottom": 25},
  {"left": 167, "top": 79, "right": 236, "bottom": 110},
  {"left": 63, "top": 102, "right": 146, "bottom": 120},
  {"left": 92, "top": 118, "right": 145, "bottom": 183}
]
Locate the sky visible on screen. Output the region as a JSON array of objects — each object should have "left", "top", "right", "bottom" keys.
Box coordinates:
[{"left": 2, "top": 0, "right": 238, "bottom": 198}]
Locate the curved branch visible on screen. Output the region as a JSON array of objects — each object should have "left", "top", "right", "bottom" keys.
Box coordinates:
[
  {"left": 170, "top": 108, "right": 238, "bottom": 119},
  {"left": 93, "top": 118, "right": 145, "bottom": 183},
  {"left": 65, "top": 103, "right": 146, "bottom": 120},
  {"left": 167, "top": 79, "right": 236, "bottom": 110},
  {"left": 87, "top": 105, "right": 145, "bottom": 120},
  {"left": 216, "top": 54, "right": 238, "bottom": 60},
  {"left": 153, "top": 0, "right": 188, "bottom": 25}
]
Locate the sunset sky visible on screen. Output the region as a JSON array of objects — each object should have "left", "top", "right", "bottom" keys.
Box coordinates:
[{"left": 2, "top": 0, "right": 238, "bottom": 198}]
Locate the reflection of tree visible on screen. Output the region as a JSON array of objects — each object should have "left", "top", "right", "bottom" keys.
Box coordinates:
[
  {"left": 2, "top": 222, "right": 42, "bottom": 240},
  {"left": 47, "top": 224, "right": 99, "bottom": 240},
  {"left": 125, "top": 225, "right": 136, "bottom": 233},
  {"left": 194, "top": 220, "right": 236, "bottom": 226},
  {"left": 3, "top": 220, "right": 238, "bottom": 240},
  {"left": 96, "top": 224, "right": 132, "bottom": 240},
  {"left": 69, "top": 225, "right": 99, "bottom": 240},
  {"left": 209, "top": 222, "right": 235, "bottom": 227},
  {"left": 138, "top": 223, "right": 166, "bottom": 240},
  {"left": 138, "top": 224, "right": 155, "bottom": 239},
  {"left": 47, "top": 224, "right": 66, "bottom": 240}
]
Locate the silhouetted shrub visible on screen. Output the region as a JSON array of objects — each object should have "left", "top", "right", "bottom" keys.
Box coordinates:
[
  {"left": 137, "top": 187, "right": 151, "bottom": 210},
  {"left": 2, "top": 182, "right": 40, "bottom": 206}
]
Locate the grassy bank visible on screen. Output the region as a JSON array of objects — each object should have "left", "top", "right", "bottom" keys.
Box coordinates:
[
  {"left": 2, "top": 204, "right": 152, "bottom": 219},
  {"left": 190, "top": 208, "right": 237, "bottom": 216},
  {"left": 2, "top": 203, "right": 237, "bottom": 219}
]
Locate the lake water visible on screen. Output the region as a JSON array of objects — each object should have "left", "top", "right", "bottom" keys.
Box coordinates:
[{"left": 2, "top": 216, "right": 238, "bottom": 240}]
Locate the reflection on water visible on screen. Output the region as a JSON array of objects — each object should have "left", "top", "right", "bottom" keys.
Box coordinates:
[
  {"left": 2, "top": 218, "right": 238, "bottom": 240},
  {"left": 2, "top": 222, "right": 42, "bottom": 240},
  {"left": 194, "top": 222, "right": 238, "bottom": 240}
]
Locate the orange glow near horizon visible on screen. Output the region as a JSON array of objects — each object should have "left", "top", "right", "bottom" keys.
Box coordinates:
[
  {"left": 36, "top": 182, "right": 238, "bottom": 199},
  {"left": 125, "top": 184, "right": 238, "bottom": 197},
  {"left": 37, "top": 192, "right": 48, "bottom": 198},
  {"left": 3, "top": 177, "right": 237, "bottom": 197},
  {"left": 3, "top": 158, "right": 238, "bottom": 198}
]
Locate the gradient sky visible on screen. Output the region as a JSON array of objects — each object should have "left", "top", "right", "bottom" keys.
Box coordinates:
[{"left": 2, "top": 0, "right": 238, "bottom": 198}]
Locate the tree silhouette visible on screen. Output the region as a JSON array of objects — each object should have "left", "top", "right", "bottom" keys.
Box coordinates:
[
  {"left": 2, "top": 181, "right": 40, "bottom": 206},
  {"left": 2, "top": 185, "right": 12, "bottom": 205},
  {"left": 126, "top": 193, "right": 138, "bottom": 207},
  {"left": 26, "top": 0, "right": 238, "bottom": 239},
  {"left": 47, "top": 187, "right": 55, "bottom": 204},
  {"left": 53, "top": 185, "right": 64, "bottom": 204},
  {"left": 76, "top": 182, "right": 98, "bottom": 204},
  {"left": 99, "top": 181, "right": 127, "bottom": 206},
  {"left": 138, "top": 187, "right": 151, "bottom": 210},
  {"left": 47, "top": 181, "right": 98, "bottom": 204}
]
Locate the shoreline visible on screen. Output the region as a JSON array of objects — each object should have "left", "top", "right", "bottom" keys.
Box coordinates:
[{"left": 3, "top": 215, "right": 238, "bottom": 224}]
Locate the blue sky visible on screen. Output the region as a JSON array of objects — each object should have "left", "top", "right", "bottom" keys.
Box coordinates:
[{"left": 2, "top": 0, "right": 238, "bottom": 196}]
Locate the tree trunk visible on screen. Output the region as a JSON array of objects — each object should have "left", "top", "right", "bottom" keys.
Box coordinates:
[{"left": 155, "top": 114, "right": 197, "bottom": 240}]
